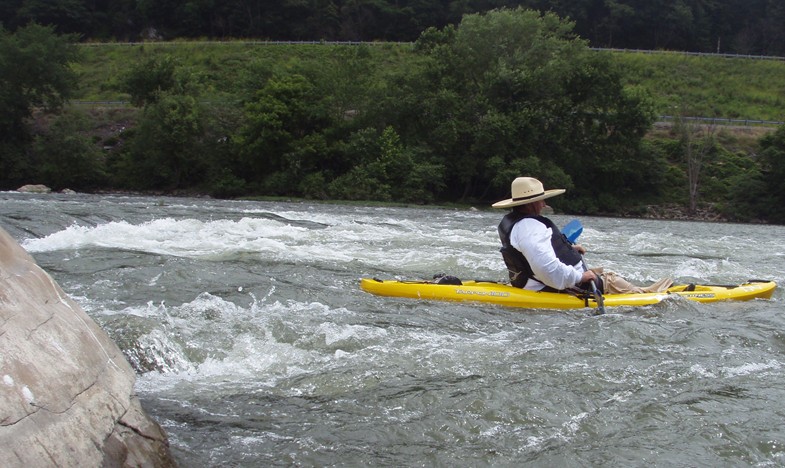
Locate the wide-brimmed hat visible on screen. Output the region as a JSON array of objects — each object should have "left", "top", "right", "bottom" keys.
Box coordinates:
[{"left": 491, "top": 177, "right": 565, "bottom": 209}]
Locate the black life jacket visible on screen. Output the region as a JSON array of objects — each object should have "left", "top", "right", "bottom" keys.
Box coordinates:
[{"left": 497, "top": 212, "right": 583, "bottom": 288}]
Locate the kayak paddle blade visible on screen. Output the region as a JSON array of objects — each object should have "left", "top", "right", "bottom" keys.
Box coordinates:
[{"left": 562, "top": 219, "right": 583, "bottom": 243}]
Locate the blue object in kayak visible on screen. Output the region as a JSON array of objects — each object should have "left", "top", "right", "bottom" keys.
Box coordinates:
[{"left": 562, "top": 219, "right": 583, "bottom": 243}]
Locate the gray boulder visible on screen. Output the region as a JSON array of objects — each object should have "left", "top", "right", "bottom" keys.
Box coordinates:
[
  {"left": 0, "top": 226, "right": 176, "bottom": 467},
  {"left": 16, "top": 184, "right": 52, "bottom": 193}
]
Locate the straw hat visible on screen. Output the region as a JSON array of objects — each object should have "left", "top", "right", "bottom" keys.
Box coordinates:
[{"left": 491, "top": 177, "right": 565, "bottom": 209}]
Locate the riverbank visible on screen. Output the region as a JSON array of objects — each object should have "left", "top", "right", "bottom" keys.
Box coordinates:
[{"left": 18, "top": 104, "right": 783, "bottom": 227}]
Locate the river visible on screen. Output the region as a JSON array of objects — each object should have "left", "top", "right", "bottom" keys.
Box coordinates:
[{"left": 2, "top": 192, "right": 784, "bottom": 466}]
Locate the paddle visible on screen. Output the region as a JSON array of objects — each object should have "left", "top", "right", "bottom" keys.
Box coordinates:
[
  {"left": 562, "top": 219, "right": 583, "bottom": 244},
  {"left": 563, "top": 219, "right": 605, "bottom": 315}
]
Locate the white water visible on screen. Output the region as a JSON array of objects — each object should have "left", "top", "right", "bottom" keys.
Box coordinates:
[{"left": 3, "top": 192, "right": 785, "bottom": 466}]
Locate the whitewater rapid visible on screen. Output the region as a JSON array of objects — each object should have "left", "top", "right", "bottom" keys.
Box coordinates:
[{"left": 3, "top": 192, "right": 785, "bottom": 466}]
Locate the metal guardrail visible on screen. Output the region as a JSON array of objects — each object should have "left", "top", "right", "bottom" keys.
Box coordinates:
[
  {"left": 658, "top": 115, "right": 784, "bottom": 126},
  {"left": 591, "top": 47, "right": 785, "bottom": 61},
  {"left": 70, "top": 100, "right": 130, "bottom": 105}
]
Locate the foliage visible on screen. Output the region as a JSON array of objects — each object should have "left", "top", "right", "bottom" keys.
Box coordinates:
[
  {"left": 641, "top": 138, "right": 687, "bottom": 204},
  {"left": 236, "top": 71, "right": 337, "bottom": 195},
  {"left": 5, "top": 0, "right": 785, "bottom": 56},
  {"left": 672, "top": 117, "right": 719, "bottom": 214},
  {"left": 0, "top": 23, "right": 79, "bottom": 114},
  {"left": 0, "top": 23, "right": 79, "bottom": 188},
  {"left": 382, "top": 7, "right": 657, "bottom": 210},
  {"left": 122, "top": 54, "right": 179, "bottom": 107},
  {"left": 617, "top": 52, "right": 785, "bottom": 121},
  {"left": 648, "top": 123, "right": 779, "bottom": 222},
  {"left": 755, "top": 126, "right": 785, "bottom": 223},
  {"left": 705, "top": 147, "right": 766, "bottom": 222},
  {"left": 70, "top": 41, "right": 785, "bottom": 126},
  {"left": 328, "top": 127, "right": 445, "bottom": 202},
  {"left": 32, "top": 110, "right": 107, "bottom": 190},
  {"left": 6, "top": 17, "right": 785, "bottom": 223},
  {"left": 119, "top": 93, "right": 206, "bottom": 190},
  {"left": 201, "top": 104, "right": 246, "bottom": 198}
]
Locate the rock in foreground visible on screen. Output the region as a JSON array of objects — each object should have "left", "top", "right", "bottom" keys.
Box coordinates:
[{"left": 0, "top": 227, "right": 176, "bottom": 467}]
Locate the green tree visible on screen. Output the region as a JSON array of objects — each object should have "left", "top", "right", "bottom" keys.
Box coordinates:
[
  {"left": 0, "top": 23, "right": 79, "bottom": 188},
  {"left": 120, "top": 93, "right": 206, "bottom": 190},
  {"left": 329, "top": 126, "right": 445, "bottom": 202},
  {"left": 202, "top": 103, "right": 247, "bottom": 198},
  {"left": 596, "top": 0, "right": 636, "bottom": 47},
  {"left": 236, "top": 71, "right": 337, "bottom": 195},
  {"left": 700, "top": 146, "right": 768, "bottom": 223},
  {"left": 32, "top": 110, "right": 107, "bottom": 190},
  {"left": 673, "top": 116, "right": 718, "bottom": 215},
  {"left": 16, "top": 0, "right": 93, "bottom": 34},
  {"left": 390, "top": 7, "right": 656, "bottom": 208},
  {"left": 122, "top": 54, "right": 178, "bottom": 107},
  {"left": 757, "top": 125, "right": 785, "bottom": 223}
]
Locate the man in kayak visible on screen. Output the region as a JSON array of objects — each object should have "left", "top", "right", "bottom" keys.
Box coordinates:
[{"left": 492, "top": 176, "right": 671, "bottom": 294}]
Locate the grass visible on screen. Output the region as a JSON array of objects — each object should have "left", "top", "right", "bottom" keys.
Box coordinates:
[
  {"left": 73, "top": 41, "right": 414, "bottom": 102},
  {"left": 71, "top": 42, "right": 785, "bottom": 124},
  {"left": 613, "top": 51, "right": 785, "bottom": 122}
]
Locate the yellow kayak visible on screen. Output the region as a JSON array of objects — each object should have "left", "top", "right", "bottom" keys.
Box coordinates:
[{"left": 360, "top": 277, "right": 777, "bottom": 310}]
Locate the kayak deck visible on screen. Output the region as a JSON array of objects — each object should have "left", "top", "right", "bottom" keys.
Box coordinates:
[{"left": 359, "top": 278, "right": 777, "bottom": 310}]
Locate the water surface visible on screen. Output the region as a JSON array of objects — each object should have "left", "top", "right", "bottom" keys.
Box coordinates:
[{"left": 2, "top": 192, "right": 784, "bottom": 466}]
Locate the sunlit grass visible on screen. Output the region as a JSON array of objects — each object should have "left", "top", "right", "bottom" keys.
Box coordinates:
[
  {"left": 72, "top": 42, "right": 785, "bottom": 123},
  {"left": 74, "top": 41, "right": 413, "bottom": 103},
  {"left": 615, "top": 52, "right": 785, "bottom": 121}
]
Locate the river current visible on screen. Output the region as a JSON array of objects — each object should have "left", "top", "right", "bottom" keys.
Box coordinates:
[{"left": 2, "top": 192, "right": 784, "bottom": 466}]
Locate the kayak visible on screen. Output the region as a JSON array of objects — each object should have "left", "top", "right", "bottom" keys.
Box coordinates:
[{"left": 359, "top": 277, "right": 777, "bottom": 310}]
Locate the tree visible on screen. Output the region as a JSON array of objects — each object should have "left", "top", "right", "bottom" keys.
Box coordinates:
[
  {"left": 388, "top": 7, "right": 656, "bottom": 208},
  {"left": 33, "top": 110, "right": 107, "bottom": 190},
  {"left": 757, "top": 125, "right": 785, "bottom": 223},
  {"left": 121, "top": 93, "right": 207, "bottom": 190},
  {"left": 674, "top": 116, "right": 717, "bottom": 215},
  {"left": 237, "top": 71, "right": 335, "bottom": 195},
  {"left": 15, "top": 0, "right": 93, "bottom": 35},
  {"left": 328, "top": 126, "right": 445, "bottom": 202},
  {"left": 0, "top": 23, "right": 79, "bottom": 188},
  {"left": 122, "top": 54, "right": 179, "bottom": 107},
  {"left": 596, "top": 0, "right": 636, "bottom": 47}
]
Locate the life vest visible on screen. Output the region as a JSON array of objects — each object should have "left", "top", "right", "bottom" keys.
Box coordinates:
[{"left": 497, "top": 212, "right": 583, "bottom": 288}]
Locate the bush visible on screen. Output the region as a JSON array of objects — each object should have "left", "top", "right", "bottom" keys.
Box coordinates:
[
  {"left": 33, "top": 110, "right": 107, "bottom": 190},
  {"left": 123, "top": 93, "right": 206, "bottom": 190},
  {"left": 208, "top": 168, "right": 247, "bottom": 198}
]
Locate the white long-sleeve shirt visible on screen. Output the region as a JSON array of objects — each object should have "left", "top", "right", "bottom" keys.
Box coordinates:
[{"left": 509, "top": 217, "right": 584, "bottom": 291}]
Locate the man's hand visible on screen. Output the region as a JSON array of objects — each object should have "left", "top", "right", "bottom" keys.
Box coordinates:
[
  {"left": 573, "top": 244, "right": 587, "bottom": 255},
  {"left": 580, "top": 269, "right": 597, "bottom": 284}
]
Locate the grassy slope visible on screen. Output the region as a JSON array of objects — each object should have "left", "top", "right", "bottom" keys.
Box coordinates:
[
  {"left": 73, "top": 41, "right": 413, "bottom": 102},
  {"left": 73, "top": 42, "right": 785, "bottom": 124},
  {"left": 612, "top": 51, "right": 785, "bottom": 122}
]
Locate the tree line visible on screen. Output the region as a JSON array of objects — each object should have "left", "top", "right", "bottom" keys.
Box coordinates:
[
  {"left": 2, "top": 9, "right": 785, "bottom": 223},
  {"left": 2, "top": 0, "right": 785, "bottom": 56}
]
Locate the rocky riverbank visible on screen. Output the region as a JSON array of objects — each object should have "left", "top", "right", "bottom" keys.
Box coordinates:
[{"left": 637, "top": 203, "right": 729, "bottom": 222}]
